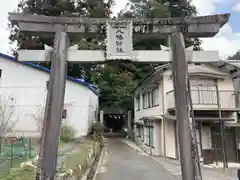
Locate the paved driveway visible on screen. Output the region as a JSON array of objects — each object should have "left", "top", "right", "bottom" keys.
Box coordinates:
[{"left": 99, "top": 139, "right": 179, "bottom": 180}]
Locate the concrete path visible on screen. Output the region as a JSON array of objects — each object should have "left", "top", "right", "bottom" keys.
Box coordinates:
[
  {"left": 152, "top": 156, "right": 238, "bottom": 180},
  {"left": 122, "top": 139, "right": 238, "bottom": 180},
  {"left": 97, "top": 138, "right": 179, "bottom": 180}
]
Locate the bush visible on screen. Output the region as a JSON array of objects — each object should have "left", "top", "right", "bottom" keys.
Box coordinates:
[
  {"left": 88, "top": 121, "right": 104, "bottom": 142},
  {"left": 60, "top": 125, "right": 76, "bottom": 143},
  {"left": 91, "top": 121, "right": 104, "bottom": 133}
]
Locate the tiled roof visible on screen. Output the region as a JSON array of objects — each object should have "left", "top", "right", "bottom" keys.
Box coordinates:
[
  {"left": 209, "top": 60, "right": 240, "bottom": 79},
  {"left": 134, "top": 61, "right": 240, "bottom": 93}
]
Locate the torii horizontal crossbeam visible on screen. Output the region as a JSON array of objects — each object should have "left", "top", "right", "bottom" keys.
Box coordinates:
[
  {"left": 18, "top": 50, "right": 220, "bottom": 63},
  {"left": 9, "top": 13, "right": 230, "bottom": 38}
]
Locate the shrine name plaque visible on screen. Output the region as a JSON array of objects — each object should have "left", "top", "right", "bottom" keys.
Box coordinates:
[{"left": 106, "top": 20, "right": 133, "bottom": 60}]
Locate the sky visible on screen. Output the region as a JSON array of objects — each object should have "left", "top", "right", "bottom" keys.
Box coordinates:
[{"left": 1, "top": 0, "right": 240, "bottom": 59}]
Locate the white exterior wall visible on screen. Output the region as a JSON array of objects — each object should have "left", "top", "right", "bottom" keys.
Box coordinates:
[
  {"left": 154, "top": 122, "right": 162, "bottom": 155},
  {"left": 134, "top": 82, "right": 163, "bottom": 122},
  {"left": 162, "top": 64, "right": 237, "bottom": 158},
  {"left": 134, "top": 79, "right": 163, "bottom": 156},
  {"left": 163, "top": 74, "right": 174, "bottom": 112},
  {"left": 163, "top": 64, "right": 237, "bottom": 112},
  {"left": 0, "top": 57, "right": 98, "bottom": 137},
  {"left": 133, "top": 122, "right": 161, "bottom": 156},
  {"left": 165, "top": 120, "right": 176, "bottom": 158},
  {"left": 134, "top": 63, "right": 238, "bottom": 159}
]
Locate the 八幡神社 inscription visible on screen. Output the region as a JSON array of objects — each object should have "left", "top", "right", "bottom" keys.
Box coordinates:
[
  {"left": 116, "top": 28, "right": 124, "bottom": 52},
  {"left": 106, "top": 20, "right": 133, "bottom": 60}
]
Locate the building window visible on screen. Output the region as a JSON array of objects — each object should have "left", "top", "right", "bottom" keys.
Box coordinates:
[
  {"left": 143, "top": 93, "right": 149, "bottom": 109},
  {"left": 145, "top": 122, "right": 154, "bottom": 147},
  {"left": 190, "top": 79, "right": 217, "bottom": 105},
  {"left": 152, "top": 88, "right": 159, "bottom": 106},
  {"left": 148, "top": 91, "right": 152, "bottom": 108},
  {"left": 142, "top": 88, "right": 159, "bottom": 109},
  {"left": 136, "top": 96, "right": 140, "bottom": 111}
]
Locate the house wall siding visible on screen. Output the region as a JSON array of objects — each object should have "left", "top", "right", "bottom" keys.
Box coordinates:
[
  {"left": 134, "top": 81, "right": 163, "bottom": 122},
  {"left": 162, "top": 64, "right": 235, "bottom": 94},
  {"left": 165, "top": 120, "right": 176, "bottom": 159},
  {"left": 154, "top": 121, "right": 162, "bottom": 155},
  {"left": 0, "top": 57, "right": 98, "bottom": 137},
  {"left": 163, "top": 65, "right": 237, "bottom": 113},
  {"left": 134, "top": 63, "right": 238, "bottom": 159}
]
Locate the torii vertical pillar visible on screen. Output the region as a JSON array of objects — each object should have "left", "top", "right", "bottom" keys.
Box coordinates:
[
  {"left": 100, "top": 110, "right": 104, "bottom": 125},
  {"left": 40, "top": 31, "right": 68, "bottom": 179},
  {"left": 127, "top": 110, "right": 132, "bottom": 138},
  {"left": 170, "top": 32, "right": 194, "bottom": 180}
]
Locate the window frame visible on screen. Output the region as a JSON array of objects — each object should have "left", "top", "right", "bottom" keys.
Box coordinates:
[{"left": 136, "top": 96, "right": 140, "bottom": 111}]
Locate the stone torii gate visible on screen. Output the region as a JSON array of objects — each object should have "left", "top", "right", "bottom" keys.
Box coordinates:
[{"left": 9, "top": 12, "right": 230, "bottom": 180}]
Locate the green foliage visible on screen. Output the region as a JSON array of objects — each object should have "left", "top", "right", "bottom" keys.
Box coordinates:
[
  {"left": 0, "top": 140, "right": 101, "bottom": 180},
  {"left": 88, "top": 121, "right": 104, "bottom": 142},
  {"left": 60, "top": 125, "right": 76, "bottom": 143},
  {"left": 90, "top": 121, "right": 104, "bottom": 133},
  {"left": 119, "top": 0, "right": 202, "bottom": 51},
  {"left": 8, "top": 0, "right": 113, "bottom": 76},
  {"left": 8, "top": 0, "right": 203, "bottom": 112},
  {"left": 0, "top": 168, "right": 36, "bottom": 180},
  {"left": 60, "top": 140, "right": 101, "bottom": 179},
  {"left": 97, "top": 0, "right": 202, "bottom": 109},
  {"left": 228, "top": 50, "right": 240, "bottom": 60},
  {"left": 90, "top": 62, "right": 138, "bottom": 108}
]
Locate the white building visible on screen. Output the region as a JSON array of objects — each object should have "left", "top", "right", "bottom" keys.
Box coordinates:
[
  {"left": 0, "top": 52, "right": 99, "bottom": 137},
  {"left": 133, "top": 60, "right": 240, "bottom": 165}
]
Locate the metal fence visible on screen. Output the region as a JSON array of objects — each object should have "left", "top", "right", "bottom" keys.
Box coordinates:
[{"left": 0, "top": 136, "right": 40, "bottom": 175}]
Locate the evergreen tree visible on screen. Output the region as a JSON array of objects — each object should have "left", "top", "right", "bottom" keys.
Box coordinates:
[
  {"left": 228, "top": 51, "right": 240, "bottom": 60},
  {"left": 8, "top": 0, "right": 202, "bottom": 110},
  {"left": 9, "top": 0, "right": 112, "bottom": 79}
]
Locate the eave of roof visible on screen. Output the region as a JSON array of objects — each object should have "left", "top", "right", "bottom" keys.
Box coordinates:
[
  {"left": 209, "top": 60, "right": 240, "bottom": 79},
  {"left": 133, "top": 61, "right": 240, "bottom": 93},
  {"left": 133, "top": 63, "right": 171, "bottom": 93},
  {"left": 0, "top": 52, "right": 100, "bottom": 96}
]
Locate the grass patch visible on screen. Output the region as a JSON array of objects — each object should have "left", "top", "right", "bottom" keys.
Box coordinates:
[
  {"left": 0, "top": 140, "right": 66, "bottom": 179},
  {"left": 0, "top": 168, "right": 36, "bottom": 180},
  {"left": 0, "top": 158, "right": 26, "bottom": 175},
  {"left": 59, "top": 138, "right": 101, "bottom": 179},
  {"left": 0, "top": 137, "right": 100, "bottom": 180},
  {"left": 62, "top": 143, "right": 90, "bottom": 169}
]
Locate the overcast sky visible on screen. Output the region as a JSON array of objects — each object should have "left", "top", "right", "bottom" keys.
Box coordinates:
[{"left": 1, "top": 0, "right": 240, "bottom": 58}]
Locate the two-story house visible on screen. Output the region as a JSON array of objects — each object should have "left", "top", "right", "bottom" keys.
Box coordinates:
[{"left": 133, "top": 61, "right": 240, "bottom": 165}]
